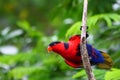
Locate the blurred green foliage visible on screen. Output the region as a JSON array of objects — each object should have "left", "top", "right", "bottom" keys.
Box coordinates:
[{"left": 0, "top": 0, "right": 120, "bottom": 80}]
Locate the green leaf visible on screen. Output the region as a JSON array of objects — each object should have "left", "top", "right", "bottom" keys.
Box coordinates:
[
  {"left": 17, "top": 20, "right": 30, "bottom": 31},
  {"left": 17, "top": 20, "right": 43, "bottom": 38},
  {"left": 105, "top": 68, "right": 120, "bottom": 80},
  {"left": 66, "top": 21, "right": 81, "bottom": 37},
  {"left": 9, "top": 66, "right": 47, "bottom": 79},
  {"left": 108, "top": 13, "right": 120, "bottom": 22},
  {"left": 103, "top": 16, "right": 112, "bottom": 27},
  {"left": 93, "top": 69, "right": 106, "bottom": 79},
  {"left": 66, "top": 13, "right": 120, "bottom": 36},
  {"left": 72, "top": 69, "right": 86, "bottom": 79},
  {"left": 87, "top": 15, "right": 99, "bottom": 28},
  {"left": 0, "top": 53, "right": 39, "bottom": 65},
  {"left": 72, "top": 69, "right": 107, "bottom": 79}
]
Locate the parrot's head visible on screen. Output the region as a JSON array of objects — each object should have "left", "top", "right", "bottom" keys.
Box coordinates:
[
  {"left": 47, "top": 35, "right": 81, "bottom": 53},
  {"left": 47, "top": 41, "right": 65, "bottom": 54}
]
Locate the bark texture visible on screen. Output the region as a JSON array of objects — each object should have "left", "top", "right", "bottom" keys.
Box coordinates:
[{"left": 80, "top": 0, "right": 96, "bottom": 80}]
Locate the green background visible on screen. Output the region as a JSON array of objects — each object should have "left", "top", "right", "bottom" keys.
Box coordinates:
[{"left": 0, "top": 0, "right": 120, "bottom": 80}]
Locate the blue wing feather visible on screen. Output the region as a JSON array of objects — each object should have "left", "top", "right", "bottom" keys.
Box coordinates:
[{"left": 86, "top": 44, "right": 104, "bottom": 63}]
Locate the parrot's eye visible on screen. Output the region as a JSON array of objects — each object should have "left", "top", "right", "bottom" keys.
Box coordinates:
[{"left": 49, "top": 41, "right": 61, "bottom": 46}]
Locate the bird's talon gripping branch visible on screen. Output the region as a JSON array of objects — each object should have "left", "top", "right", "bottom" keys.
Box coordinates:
[{"left": 80, "top": 26, "right": 89, "bottom": 38}]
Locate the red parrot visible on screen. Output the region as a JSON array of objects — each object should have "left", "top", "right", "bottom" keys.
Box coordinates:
[{"left": 47, "top": 35, "right": 113, "bottom": 69}]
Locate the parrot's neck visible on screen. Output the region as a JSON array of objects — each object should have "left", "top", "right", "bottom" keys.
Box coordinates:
[{"left": 53, "top": 41, "right": 79, "bottom": 61}]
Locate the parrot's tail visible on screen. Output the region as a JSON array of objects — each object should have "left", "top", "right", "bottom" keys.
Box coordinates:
[{"left": 97, "top": 51, "right": 113, "bottom": 69}]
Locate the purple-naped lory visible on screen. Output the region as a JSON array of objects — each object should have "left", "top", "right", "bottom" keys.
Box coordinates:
[{"left": 47, "top": 35, "right": 113, "bottom": 69}]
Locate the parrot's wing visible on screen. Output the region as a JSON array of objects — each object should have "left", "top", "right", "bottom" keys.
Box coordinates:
[
  {"left": 97, "top": 51, "right": 113, "bottom": 69},
  {"left": 65, "top": 60, "right": 83, "bottom": 68}
]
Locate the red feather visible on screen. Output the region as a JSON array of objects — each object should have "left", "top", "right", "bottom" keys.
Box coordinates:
[
  {"left": 48, "top": 35, "right": 113, "bottom": 69},
  {"left": 48, "top": 35, "right": 83, "bottom": 68}
]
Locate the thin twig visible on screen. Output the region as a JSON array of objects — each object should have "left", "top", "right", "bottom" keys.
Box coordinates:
[{"left": 80, "top": 0, "right": 96, "bottom": 80}]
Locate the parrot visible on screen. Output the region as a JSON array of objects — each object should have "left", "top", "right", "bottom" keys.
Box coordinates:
[{"left": 47, "top": 35, "right": 113, "bottom": 69}]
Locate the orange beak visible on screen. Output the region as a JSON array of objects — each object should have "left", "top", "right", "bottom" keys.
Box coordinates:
[{"left": 47, "top": 46, "right": 53, "bottom": 52}]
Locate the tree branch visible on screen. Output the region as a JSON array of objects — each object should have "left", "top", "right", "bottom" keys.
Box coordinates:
[{"left": 80, "top": 0, "right": 96, "bottom": 80}]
